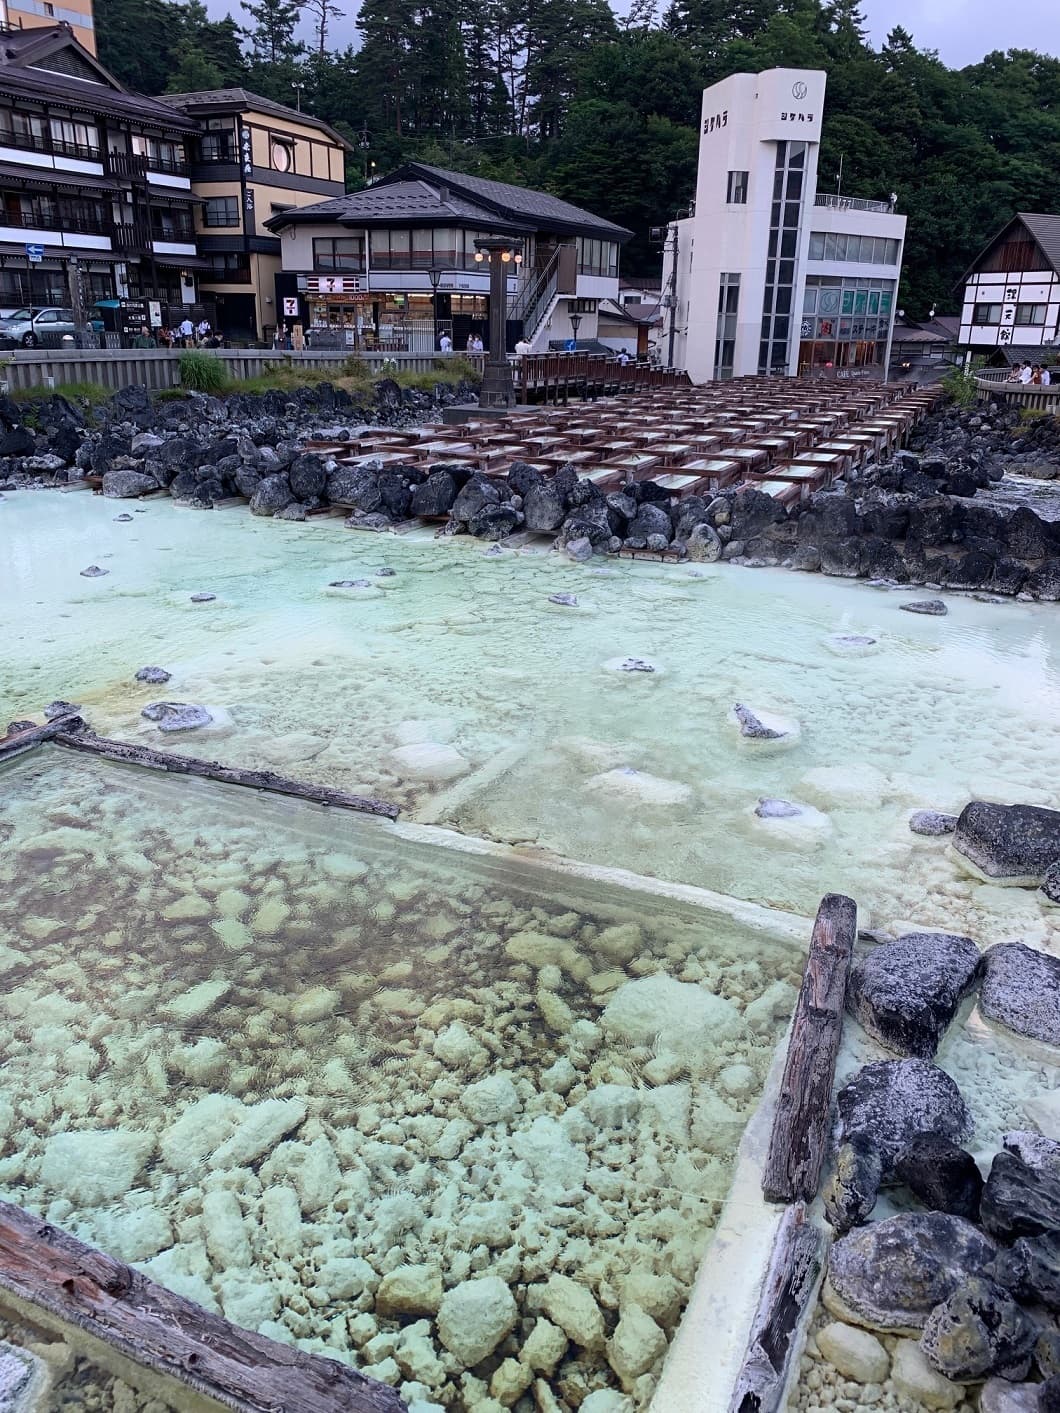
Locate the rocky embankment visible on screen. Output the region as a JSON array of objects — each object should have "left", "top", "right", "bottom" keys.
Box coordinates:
[{"left": 5, "top": 389, "right": 1060, "bottom": 599}]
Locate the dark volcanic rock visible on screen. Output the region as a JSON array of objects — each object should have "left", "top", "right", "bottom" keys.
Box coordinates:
[
  {"left": 1003, "top": 1131, "right": 1060, "bottom": 1174},
  {"left": 1038, "top": 1331, "right": 1060, "bottom": 1377},
  {"left": 952, "top": 801, "right": 1060, "bottom": 883},
  {"left": 920, "top": 1277, "right": 1037, "bottom": 1381},
  {"left": 627, "top": 503, "right": 673, "bottom": 543},
  {"left": 189, "top": 592, "right": 216, "bottom": 603},
  {"left": 827, "top": 1212, "right": 999, "bottom": 1331},
  {"left": 135, "top": 666, "right": 171, "bottom": 684},
  {"left": 523, "top": 480, "right": 569, "bottom": 533},
  {"left": 980, "top": 1150, "right": 1060, "bottom": 1243},
  {"left": 249, "top": 475, "right": 295, "bottom": 517},
  {"left": 994, "top": 1229, "right": 1060, "bottom": 1313},
  {"left": 823, "top": 1133, "right": 883, "bottom": 1233},
  {"left": 0, "top": 425, "right": 34, "bottom": 456},
  {"left": 410, "top": 471, "right": 459, "bottom": 518},
  {"left": 288, "top": 453, "right": 327, "bottom": 502},
  {"left": 140, "top": 702, "right": 212, "bottom": 732},
  {"left": 468, "top": 503, "right": 521, "bottom": 540},
  {"left": 979, "top": 941, "right": 1060, "bottom": 1046},
  {"left": 1043, "top": 861, "right": 1060, "bottom": 905},
  {"left": 79, "top": 565, "right": 108, "bottom": 577},
  {"left": 507, "top": 461, "right": 542, "bottom": 498},
  {"left": 451, "top": 473, "right": 500, "bottom": 525},
  {"left": 733, "top": 703, "right": 788, "bottom": 741},
  {"left": 1043, "top": 1376, "right": 1060, "bottom": 1413},
  {"left": 909, "top": 810, "right": 958, "bottom": 836},
  {"left": 845, "top": 932, "right": 981, "bottom": 1057},
  {"left": 893, "top": 1133, "right": 984, "bottom": 1220},
  {"left": 899, "top": 599, "right": 948, "bottom": 616},
  {"left": 836, "top": 1059, "right": 972, "bottom": 1169},
  {"left": 43, "top": 700, "right": 81, "bottom": 721},
  {"left": 102, "top": 469, "right": 156, "bottom": 498}
]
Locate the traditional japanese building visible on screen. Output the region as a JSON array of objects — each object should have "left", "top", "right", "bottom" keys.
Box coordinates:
[{"left": 956, "top": 212, "right": 1060, "bottom": 363}]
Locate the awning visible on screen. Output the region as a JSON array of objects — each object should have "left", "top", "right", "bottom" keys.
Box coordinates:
[
  {"left": 0, "top": 163, "right": 120, "bottom": 193},
  {"left": 150, "top": 253, "right": 212, "bottom": 270}
]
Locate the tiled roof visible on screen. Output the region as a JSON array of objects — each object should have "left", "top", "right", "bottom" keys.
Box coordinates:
[
  {"left": 1018, "top": 213, "right": 1060, "bottom": 276},
  {"left": 265, "top": 180, "right": 535, "bottom": 233},
  {"left": 390, "top": 162, "right": 632, "bottom": 240},
  {"left": 159, "top": 88, "right": 349, "bottom": 148}
]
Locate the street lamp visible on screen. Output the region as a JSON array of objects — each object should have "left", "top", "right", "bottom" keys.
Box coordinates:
[
  {"left": 473, "top": 237, "right": 523, "bottom": 409},
  {"left": 291, "top": 82, "right": 305, "bottom": 113},
  {"left": 569, "top": 311, "right": 582, "bottom": 348},
  {"left": 427, "top": 264, "right": 443, "bottom": 350}
]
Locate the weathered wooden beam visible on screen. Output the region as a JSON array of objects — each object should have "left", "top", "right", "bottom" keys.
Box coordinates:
[
  {"left": 0, "top": 715, "right": 79, "bottom": 760},
  {"left": 51, "top": 726, "right": 400, "bottom": 820},
  {"left": 0, "top": 1200, "right": 404, "bottom": 1413},
  {"left": 761, "top": 891, "right": 857, "bottom": 1204},
  {"left": 729, "top": 1203, "right": 823, "bottom": 1413}
]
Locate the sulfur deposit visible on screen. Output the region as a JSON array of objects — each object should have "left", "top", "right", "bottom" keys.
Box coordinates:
[{"left": 0, "top": 751, "right": 802, "bottom": 1410}]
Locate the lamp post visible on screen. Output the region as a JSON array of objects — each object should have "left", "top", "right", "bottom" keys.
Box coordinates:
[
  {"left": 427, "top": 264, "right": 443, "bottom": 350},
  {"left": 569, "top": 311, "right": 582, "bottom": 348},
  {"left": 473, "top": 236, "right": 523, "bottom": 409}
]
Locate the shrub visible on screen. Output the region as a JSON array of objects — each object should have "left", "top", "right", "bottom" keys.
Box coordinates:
[
  {"left": 940, "top": 365, "right": 979, "bottom": 408},
  {"left": 178, "top": 350, "right": 229, "bottom": 393}
]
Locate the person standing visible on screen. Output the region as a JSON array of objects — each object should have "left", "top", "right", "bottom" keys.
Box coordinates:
[
  {"left": 1020, "top": 361, "right": 1033, "bottom": 384},
  {"left": 1042, "top": 365, "right": 1052, "bottom": 386},
  {"left": 196, "top": 317, "right": 211, "bottom": 344},
  {"left": 438, "top": 331, "right": 452, "bottom": 353},
  {"left": 177, "top": 314, "right": 194, "bottom": 347}
]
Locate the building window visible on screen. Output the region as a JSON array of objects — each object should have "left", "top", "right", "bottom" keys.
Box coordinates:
[
  {"left": 199, "top": 129, "right": 235, "bottom": 162},
  {"left": 808, "top": 232, "right": 899, "bottom": 264},
  {"left": 758, "top": 141, "right": 806, "bottom": 374},
  {"left": 799, "top": 275, "right": 896, "bottom": 373},
  {"left": 726, "top": 171, "right": 748, "bottom": 204},
  {"left": 202, "top": 197, "right": 240, "bottom": 228},
  {"left": 972, "top": 303, "right": 1002, "bottom": 325},
  {"left": 205, "top": 252, "right": 251, "bottom": 283},
  {"left": 49, "top": 116, "right": 100, "bottom": 159},
  {"left": 313, "top": 236, "right": 366, "bottom": 272},
  {"left": 151, "top": 208, "right": 194, "bottom": 240},
  {"left": 569, "top": 298, "right": 597, "bottom": 313},
  {"left": 270, "top": 139, "right": 293, "bottom": 173},
  {"left": 714, "top": 273, "right": 739, "bottom": 380},
  {"left": 1015, "top": 303, "right": 1047, "bottom": 326},
  {"left": 576, "top": 238, "right": 618, "bottom": 277},
  {"left": 131, "top": 134, "right": 186, "bottom": 174}
]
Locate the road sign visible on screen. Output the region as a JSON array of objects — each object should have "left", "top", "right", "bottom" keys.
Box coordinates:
[{"left": 25, "top": 244, "right": 43, "bottom": 263}]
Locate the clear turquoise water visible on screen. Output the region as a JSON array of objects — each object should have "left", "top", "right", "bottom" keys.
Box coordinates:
[{"left": 3, "top": 489, "right": 1060, "bottom": 945}]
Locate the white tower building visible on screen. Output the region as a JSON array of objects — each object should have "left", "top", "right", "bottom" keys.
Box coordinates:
[{"left": 662, "top": 68, "right": 906, "bottom": 383}]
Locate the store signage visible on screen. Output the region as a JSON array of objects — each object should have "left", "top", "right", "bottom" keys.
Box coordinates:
[
  {"left": 779, "top": 110, "right": 815, "bottom": 123},
  {"left": 240, "top": 125, "right": 253, "bottom": 177},
  {"left": 306, "top": 275, "right": 365, "bottom": 294},
  {"left": 282, "top": 297, "right": 299, "bottom": 317},
  {"left": 702, "top": 110, "right": 728, "bottom": 135}
]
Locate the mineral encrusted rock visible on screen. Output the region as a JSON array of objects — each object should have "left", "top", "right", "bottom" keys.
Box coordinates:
[
  {"left": 845, "top": 932, "right": 981, "bottom": 1057},
  {"left": 893, "top": 1132, "right": 984, "bottom": 1221},
  {"left": 1003, "top": 1130, "right": 1060, "bottom": 1173},
  {"left": 823, "top": 1134, "right": 883, "bottom": 1233},
  {"left": 540, "top": 1273, "right": 606, "bottom": 1350},
  {"left": 979, "top": 1379, "right": 1044, "bottom": 1413},
  {"left": 436, "top": 1277, "right": 518, "bottom": 1366},
  {"left": 607, "top": 1303, "right": 666, "bottom": 1390},
  {"left": 920, "top": 1276, "right": 1037, "bottom": 1381},
  {"left": 899, "top": 600, "right": 948, "bottom": 615},
  {"left": 836, "top": 1059, "right": 972, "bottom": 1169},
  {"left": 375, "top": 1265, "right": 443, "bottom": 1317},
  {"left": 826, "top": 1213, "right": 998, "bottom": 1330},
  {"left": 890, "top": 1339, "right": 964, "bottom": 1410},
  {"left": 994, "top": 1229, "right": 1060, "bottom": 1313},
  {"left": 134, "top": 666, "right": 171, "bottom": 684},
  {"left": 140, "top": 702, "right": 213, "bottom": 733},
  {"left": 980, "top": 1149, "right": 1060, "bottom": 1243},
  {"left": 952, "top": 801, "right": 1060, "bottom": 883},
  {"left": 909, "top": 810, "right": 958, "bottom": 836},
  {"left": 979, "top": 940, "right": 1060, "bottom": 1046}
]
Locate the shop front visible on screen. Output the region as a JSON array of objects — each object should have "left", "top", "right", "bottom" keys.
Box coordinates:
[
  {"left": 797, "top": 275, "right": 895, "bottom": 375},
  {"left": 277, "top": 272, "right": 496, "bottom": 352}
]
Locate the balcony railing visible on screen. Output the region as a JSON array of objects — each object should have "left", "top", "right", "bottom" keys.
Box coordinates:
[
  {"left": 145, "top": 153, "right": 188, "bottom": 176},
  {"left": 814, "top": 193, "right": 894, "bottom": 214},
  {"left": 151, "top": 225, "right": 196, "bottom": 242},
  {"left": 108, "top": 222, "right": 151, "bottom": 251},
  {"left": 0, "top": 127, "right": 101, "bottom": 162},
  {"left": 0, "top": 207, "right": 109, "bottom": 235},
  {"left": 105, "top": 151, "right": 149, "bottom": 180}
]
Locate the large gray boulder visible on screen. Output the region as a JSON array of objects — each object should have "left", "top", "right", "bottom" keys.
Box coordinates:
[
  {"left": 410, "top": 470, "right": 459, "bottom": 518},
  {"left": 952, "top": 801, "right": 1060, "bottom": 883},
  {"left": 823, "top": 1133, "right": 883, "bottom": 1233},
  {"left": 980, "top": 1149, "right": 1060, "bottom": 1243},
  {"left": 994, "top": 1229, "right": 1060, "bottom": 1314},
  {"left": 893, "top": 1133, "right": 983, "bottom": 1221},
  {"left": 249, "top": 475, "right": 295, "bottom": 517},
  {"left": 627, "top": 502, "right": 673, "bottom": 543},
  {"left": 920, "top": 1277, "right": 1037, "bottom": 1382},
  {"left": 523, "top": 480, "right": 567, "bottom": 532},
  {"left": 827, "top": 1212, "right": 999, "bottom": 1331},
  {"left": 288, "top": 452, "right": 326, "bottom": 502},
  {"left": 102, "top": 468, "right": 156, "bottom": 498},
  {"left": 836, "top": 1059, "right": 972, "bottom": 1170},
  {"left": 140, "top": 702, "right": 212, "bottom": 732},
  {"left": 978, "top": 941, "right": 1060, "bottom": 1046},
  {"left": 845, "top": 933, "right": 982, "bottom": 1058},
  {"left": 451, "top": 473, "right": 500, "bottom": 525}
]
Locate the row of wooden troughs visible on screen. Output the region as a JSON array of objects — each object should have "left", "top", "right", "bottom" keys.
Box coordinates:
[{"left": 308, "top": 377, "right": 943, "bottom": 510}]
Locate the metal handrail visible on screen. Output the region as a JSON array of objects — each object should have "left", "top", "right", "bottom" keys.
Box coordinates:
[
  {"left": 510, "top": 250, "right": 560, "bottom": 340},
  {"left": 814, "top": 193, "right": 893, "bottom": 214}
]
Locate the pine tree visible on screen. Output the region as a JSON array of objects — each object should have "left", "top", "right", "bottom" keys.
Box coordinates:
[
  {"left": 352, "top": 0, "right": 418, "bottom": 134},
  {"left": 304, "top": 0, "right": 344, "bottom": 57},
  {"left": 241, "top": 0, "right": 304, "bottom": 67}
]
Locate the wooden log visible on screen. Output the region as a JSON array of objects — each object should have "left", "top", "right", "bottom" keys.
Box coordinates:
[
  {"left": 729, "top": 1203, "right": 822, "bottom": 1413},
  {"left": 51, "top": 726, "right": 400, "bottom": 820},
  {"left": 0, "top": 1199, "right": 404, "bottom": 1413},
  {"left": 0, "top": 714, "right": 81, "bottom": 760},
  {"left": 761, "top": 891, "right": 857, "bottom": 1204}
]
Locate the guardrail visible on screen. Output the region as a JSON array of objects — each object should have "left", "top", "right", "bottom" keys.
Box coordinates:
[
  {"left": 0, "top": 348, "right": 485, "bottom": 394},
  {"left": 813, "top": 193, "right": 894, "bottom": 214},
  {"left": 973, "top": 366, "right": 1060, "bottom": 411}
]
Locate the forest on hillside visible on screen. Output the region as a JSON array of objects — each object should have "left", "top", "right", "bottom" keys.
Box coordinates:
[{"left": 96, "top": 0, "right": 1060, "bottom": 312}]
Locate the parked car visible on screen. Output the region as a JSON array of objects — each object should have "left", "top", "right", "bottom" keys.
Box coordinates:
[{"left": 0, "top": 307, "right": 103, "bottom": 348}]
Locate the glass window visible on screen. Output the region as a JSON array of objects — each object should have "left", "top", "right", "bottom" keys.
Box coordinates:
[
  {"left": 1015, "top": 303, "right": 1047, "bottom": 326},
  {"left": 854, "top": 289, "right": 868, "bottom": 314},
  {"left": 314, "top": 236, "right": 365, "bottom": 271},
  {"left": 804, "top": 286, "right": 817, "bottom": 313},
  {"left": 203, "top": 196, "right": 239, "bottom": 228},
  {"left": 809, "top": 233, "right": 824, "bottom": 260},
  {"left": 868, "top": 291, "right": 880, "bottom": 315},
  {"left": 972, "top": 303, "right": 1001, "bottom": 325},
  {"left": 726, "top": 171, "right": 748, "bottom": 204},
  {"left": 824, "top": 233, "right": 837, "bottom": 260}
]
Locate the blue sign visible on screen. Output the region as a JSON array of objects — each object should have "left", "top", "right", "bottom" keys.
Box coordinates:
[
  {"left": 25, "top": 244, "right": 43, "bottom": 263},
  {"left": 564, "top": 338, "right": 576, "bottom": 352}
]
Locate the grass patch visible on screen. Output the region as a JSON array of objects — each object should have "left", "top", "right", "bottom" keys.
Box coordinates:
[
  {"left": 179, "top": 350, "right": 229, "bottom": 394},
  {"left": 12, "top": 380, "right": 110, "bottom": 407},
  {"left": 155, "top": 387, "right": 193, "bottom": 403}
]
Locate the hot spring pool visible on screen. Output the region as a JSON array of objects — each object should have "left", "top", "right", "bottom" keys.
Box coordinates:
[
  {"left": 3, "top": 490, "right": 1060, "bottom": 949},
  {"left": 0, "top": 746, "right": 807, "bottom": 1406}
]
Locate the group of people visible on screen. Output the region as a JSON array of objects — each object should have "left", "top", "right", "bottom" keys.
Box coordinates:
[
  {"left": 1008, "top": 360, "right": 1052, "bottom": 385},
  {"left": 436, "top": 331, "right": 485, "bottom": 353}
]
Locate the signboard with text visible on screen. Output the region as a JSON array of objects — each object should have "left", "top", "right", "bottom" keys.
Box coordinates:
[{"left": 306, "top": 275, "right": 366, "bottom": 295}]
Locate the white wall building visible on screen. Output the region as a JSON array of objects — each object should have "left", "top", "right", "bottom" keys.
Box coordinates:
[
  {"left": 662, "top": 68, "right": 906, "bottom": 382},
  {"left": 957, "top": 213, "right": 1060, "bottom": 358}
]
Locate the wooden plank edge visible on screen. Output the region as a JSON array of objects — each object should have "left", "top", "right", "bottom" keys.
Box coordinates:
[
  {"left": 0, "top": 1200, "right": 404, "bottom": 1413},
  {"left": 0, "top": 715, "right": 78, "bottom": 761},
  {"left": 729, "top": 1203, "right": 823, "bottom": 1413},
  {"left": 51, "top": 726, "right": 400, "bottom": 820},
  {"left": 761, "top": 891, "right": 857, "bottom": 1204}
]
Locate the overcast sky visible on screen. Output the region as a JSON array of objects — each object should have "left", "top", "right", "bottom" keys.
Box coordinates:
[
  {"left": 859, "top": 0, "right": 1059, "bottom": 66},
  {"left": 217, "top": 0, "right": 1060, "bottom": 67}
]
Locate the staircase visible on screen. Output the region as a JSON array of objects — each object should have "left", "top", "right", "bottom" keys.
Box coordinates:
[{"left": 510, "top": 251, "right": 562, "bottom": 348}]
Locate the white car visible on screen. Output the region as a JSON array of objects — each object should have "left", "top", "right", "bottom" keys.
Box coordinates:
[{"left": 0, "top": 307, "right": 86, "bottom": 347}]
